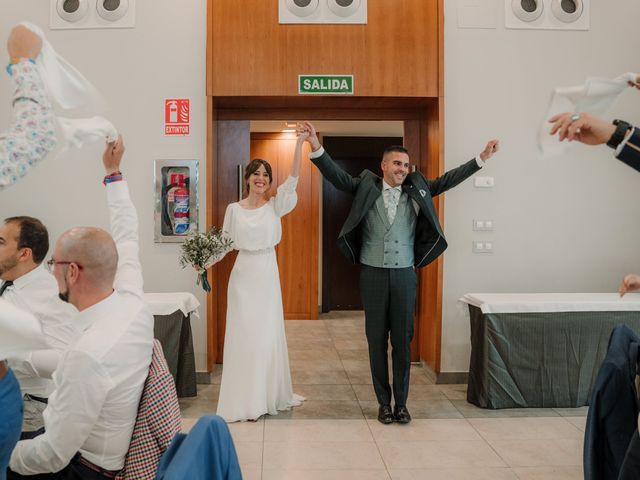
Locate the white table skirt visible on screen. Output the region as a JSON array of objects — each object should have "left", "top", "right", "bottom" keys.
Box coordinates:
[{"left": 460, "top": 292, "right": 640, "bottom": 314}]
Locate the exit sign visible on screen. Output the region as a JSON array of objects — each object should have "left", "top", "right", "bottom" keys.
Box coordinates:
[{"left": 298, "top": 75, "right": 354, "bottom": 95}]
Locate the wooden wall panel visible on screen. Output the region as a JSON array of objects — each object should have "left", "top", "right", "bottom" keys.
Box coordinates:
[
  {"left": 209, "top": 0, "right": 439, "bottom": 97},
  {"left": 214, "top": 120, "right": 249, "bottom": 364},
  {"left": 210, "top": 1, "right": 287, "bottom": 96},
  {"left": 251, "top": 134, "right": 319, "bottom": 320}
]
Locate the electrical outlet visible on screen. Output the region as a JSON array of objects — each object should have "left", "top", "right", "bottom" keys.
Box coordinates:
[
  {"left": 474, "top": 176, "right": 494, "bottom": 188},
  {"left": 473, "top": 220, "right": 495, "bottom": 231},
  {"left": 473, "top": 241, "right": 494, "bottom": 254}
]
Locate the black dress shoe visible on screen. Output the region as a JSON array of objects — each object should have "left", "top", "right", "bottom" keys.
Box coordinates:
[
  {"left": 377, "top": 404, "right": 394, "bottom": 424},
  {"left": 394, "top": 405, "right": 412, "bottom": 424}
]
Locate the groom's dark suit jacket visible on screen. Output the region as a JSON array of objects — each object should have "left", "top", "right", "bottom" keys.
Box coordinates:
[{"left": 311, "top": 150, "right": 481, "bottom": 269}]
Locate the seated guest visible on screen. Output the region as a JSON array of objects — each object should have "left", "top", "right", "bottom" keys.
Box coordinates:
[
  {"left": 0, "top": 216, "right": 77, "bottom": 437},
  {"left": 8, "top": 136, "right": 154, "bottom": 479},
  {"left": 1, "top": 25, "right": 57, "bottom": 189},
  {"left": 0, "top": 300, "right": 48, "bottom": 480},
  {"left": 0, "top": 360, "right": 22, "bottom": 480}
]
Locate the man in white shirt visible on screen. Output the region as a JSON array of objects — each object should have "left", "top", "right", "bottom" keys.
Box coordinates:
[
  {"left": 8, "top": 136, "right": 154, "bottom": 479},
  {"left": 0, "top": 216, "right": 77, "bottom": 436}
]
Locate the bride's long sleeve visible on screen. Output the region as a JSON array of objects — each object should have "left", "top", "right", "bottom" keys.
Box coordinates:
[{"left": 273, "top": 176, "right": 299, "bottom": 217}]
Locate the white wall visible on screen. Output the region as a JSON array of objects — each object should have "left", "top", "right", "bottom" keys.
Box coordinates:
[
  {"left": 4, "top": 0, "right": 640, "bottom": 376},
  {"left": 442, "top": 0, "right": 640, "bottom": 372},
  {"left": 0, "top": 1, "right": 209, "bottom": 369}
]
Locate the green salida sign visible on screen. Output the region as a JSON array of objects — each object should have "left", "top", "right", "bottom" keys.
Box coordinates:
[{"left": 298, "top": 75, "right": 354, "bottom": 95}]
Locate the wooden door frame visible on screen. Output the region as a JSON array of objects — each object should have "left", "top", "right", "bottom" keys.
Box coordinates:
[{"left": 206, "top": 96, "right": 445, "bottom": 373}]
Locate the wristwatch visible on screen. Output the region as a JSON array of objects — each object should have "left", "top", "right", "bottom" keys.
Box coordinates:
[{"left": 607, "top": 119, "right": 632, "bottom": 149}]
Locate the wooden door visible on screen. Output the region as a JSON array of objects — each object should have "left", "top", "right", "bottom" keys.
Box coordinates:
[{"left": 250, "top": 133, "right": 319, "bottom": 320}]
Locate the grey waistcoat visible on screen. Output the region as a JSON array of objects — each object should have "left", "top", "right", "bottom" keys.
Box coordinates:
[{"left": 359, "top": 192, "right": 417, "bottom": 268}]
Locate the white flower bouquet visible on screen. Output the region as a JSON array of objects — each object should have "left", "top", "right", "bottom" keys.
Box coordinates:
[{"left": 179, "top": 227, "right": 233, "bottom": 292}]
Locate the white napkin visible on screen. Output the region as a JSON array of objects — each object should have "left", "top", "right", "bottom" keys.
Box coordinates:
[
  {"left": 20, "top": 21, "right": 118, "bottom": 147},
  {"left": 0, "top": 299, "right": 47, "bottom": 360},
  {"left": 539, "top": 72, "right": 638, "bottom": 157}
]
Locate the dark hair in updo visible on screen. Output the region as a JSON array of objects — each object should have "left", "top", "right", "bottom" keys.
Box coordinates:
[{"left": 244, "top": 159, "right": 273, "bottom": 194}]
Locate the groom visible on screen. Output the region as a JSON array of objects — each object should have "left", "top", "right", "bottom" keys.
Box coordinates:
[{"left": 300, "top": 122, "right": 499, "bottom": 424}]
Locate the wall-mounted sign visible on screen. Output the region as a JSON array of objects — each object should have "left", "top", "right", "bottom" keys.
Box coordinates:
[
  {"left": 298, "top": 75, "right": 354, "bottom": 95},
  {"left": 164, "top": 98, "right": 190, "bottom": 135}
]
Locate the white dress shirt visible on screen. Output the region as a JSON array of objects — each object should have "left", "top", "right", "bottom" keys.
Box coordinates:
[
  {"left": 10, "top": 181, "right": 154, "bottom": 474},
  {"left": 3, "top": 265, "right": 78, "bottom": 398}
]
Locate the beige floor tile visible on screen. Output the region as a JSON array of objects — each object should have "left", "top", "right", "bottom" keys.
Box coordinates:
[
  {"left": 352, "top": 384, "right": 378, "bottom": 402},
  {"left": 265, "top": 419, "right": 372, "bottom": 442},
  {"left": 488, "top": 437, "right": 583, "bottom": 467},
  {"left": 337, "top": 349, "right": 371, "bottom": 361},
  {"left": 388, "top": 467, "right": 518, "bottom": 480},
  {"left": 285, "top": 319, "right": 329, "bottom": 329},
  {"left": 181, "top": 417, "right": 198, "bottom": 433},
  {"left": 268, "top": 400, "right": 364, "bottom": 420},
  {"left": 292, "top": 384, "right": 357, "bottom": 401},
  {"left": 228, "top": 418, "right": 265, "bottom": 442},
  {"left": 289, "top": 346, "right": 341, "bottom": 361},
  {"left": 377, "top": 440, "right": 507, "bottom": 468},
  {"left": 239, "top": 467, "right": 262, "bottom": 480},
  {"left": 263, "top": 469, "right": 390, "bottom": 480},
  {"left": 193, "top": 383, "right": 220, "bottom": 400},
  {"left": 234, "top": 441, "right": 263, "bottom": 469},
  {"left": 513, "top": 466, "right": 583, "bottom": 479},
  {"left": 360, "top": 399, "right": 463, "bottom": 420},
  {"left": 289, "top": 359, "right": 345, "bottom": 371},
  {"left": 452, "top": 400, "right": 559, "bottom": 418},
  {"left": 553, "top": 406, "right": 589, "bottom": 417},
  {"left": 290, "top": 369, "right": 351, "bottom": 385},
  {"left": 565, "top": 416, "right": 586, "bottom": 432},
  {"left": 263, "top": 441, "right": 385, "bottom": 469},
  {"left": 437, "top": 384, "right": 468, "bottom": 400},
  {"left": 367, "top": 418, "right": 481, "bottom": 442},
  {"left": 178, "top": 397, "right": 217, "bottom": 418},
  {"left": 469, "top": 417, "right": 583, "bottom": 441},
  {"left": 333, "top": 338, "right": 370, "bottom": 350}
]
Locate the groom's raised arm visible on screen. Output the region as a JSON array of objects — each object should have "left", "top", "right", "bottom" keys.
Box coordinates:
[{"left": 299, "top": 121, "right": 360, "bottom": 195}]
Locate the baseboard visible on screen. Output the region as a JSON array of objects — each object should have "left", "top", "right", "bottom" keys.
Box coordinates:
[{"left": 423, "top": 364, "right": 468, "bottom": 385}]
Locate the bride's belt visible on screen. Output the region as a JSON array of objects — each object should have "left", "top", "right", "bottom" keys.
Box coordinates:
[{"left": 238, "top": 247, "right": 275, "bottom": 255}]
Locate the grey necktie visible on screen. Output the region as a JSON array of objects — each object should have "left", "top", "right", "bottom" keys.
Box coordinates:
[
  {"left": 0, "top": 280, "right": 13, "bottom": 297},
  {"left": 385, "top": 188, "right": 400, "bottom": 224}
]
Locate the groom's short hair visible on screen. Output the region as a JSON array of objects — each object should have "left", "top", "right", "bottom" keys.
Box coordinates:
[{"left": 382, "top": 146, "right": 409, "bottom": 159}]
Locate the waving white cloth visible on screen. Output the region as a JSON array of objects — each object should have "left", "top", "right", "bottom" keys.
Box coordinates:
[
  {"left": 20, "top": 21, "right": 117, "bottom": 148},
  {"left": 539, "top": 72, "right": 638, "bottom": 157},
  {"left": 0, "top": 299, "right": 47, "bottom": 360}
]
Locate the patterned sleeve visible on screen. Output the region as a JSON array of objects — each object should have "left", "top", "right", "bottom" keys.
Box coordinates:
[
  {"left": 273, "top": 175, "right": 299, "bottom": 217},
  {"left": 0, "top": 60, "right": 57, "bottom": 189}
]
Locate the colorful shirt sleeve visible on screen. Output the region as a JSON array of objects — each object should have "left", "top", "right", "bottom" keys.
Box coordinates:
[{"left": 0, "top": 60, "right": 57, "bottom": 189}]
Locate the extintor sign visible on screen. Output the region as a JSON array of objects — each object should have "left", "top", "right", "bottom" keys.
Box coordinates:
[{"left": 164, "top": 99, "right": 190, "bottom": 135}]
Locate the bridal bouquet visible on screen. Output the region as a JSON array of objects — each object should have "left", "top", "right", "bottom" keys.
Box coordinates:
[{"left": 179, "top": 227, "right": 234, "bottom": 293}]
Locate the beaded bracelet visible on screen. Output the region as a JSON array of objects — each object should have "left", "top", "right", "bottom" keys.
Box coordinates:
[
  {"left": 103, "top": 171, "right": 124, "bottom": 185},
  {"left": 5, "top": 58, "right": 36, "bottom": 76}
]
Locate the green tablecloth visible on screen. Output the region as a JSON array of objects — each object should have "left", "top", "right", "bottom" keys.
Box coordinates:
[{"left": 467, "top": 305, "right": 640, "bottom": 408}]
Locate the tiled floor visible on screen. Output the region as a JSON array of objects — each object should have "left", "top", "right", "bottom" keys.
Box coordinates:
[{"left": 180, "top": 311, "right": 585, "bottom": 480}]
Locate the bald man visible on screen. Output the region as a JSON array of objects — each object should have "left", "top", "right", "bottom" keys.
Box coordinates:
[{"left": 8, "top": 137, "right": 154, "bottom": 480}]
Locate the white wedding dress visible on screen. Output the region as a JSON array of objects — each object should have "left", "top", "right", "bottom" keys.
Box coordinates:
[{"left": 216, "top": 176, "right": 305, "bottom": 422}]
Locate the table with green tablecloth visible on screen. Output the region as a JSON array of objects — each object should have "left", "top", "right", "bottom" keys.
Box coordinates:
[
  {"left": 461, "top": 293, "right": 640, "bottom": 409},
  {"left": 144, "top": 292, "right": 199, "bottom": 398}
]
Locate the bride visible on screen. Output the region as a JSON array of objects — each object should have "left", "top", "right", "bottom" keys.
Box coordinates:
[{"left": 215, "top": 130, "right": 307, "bottom": 422}]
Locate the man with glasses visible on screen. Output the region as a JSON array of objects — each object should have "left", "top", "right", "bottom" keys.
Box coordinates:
[
  {"left": 8, "top": 136, "right": 154, "bottom": 480},
  {"left": 0, "top": 216, "right": 77, "bottom": 438}
]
